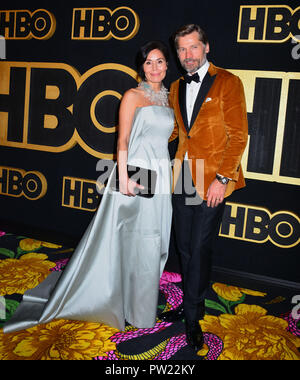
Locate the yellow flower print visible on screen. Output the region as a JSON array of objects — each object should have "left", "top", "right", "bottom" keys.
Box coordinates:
[
  {"left": 19, "top": 238, "right": 42, "bottom": 251},
  {"left": 0, "top": 253, "right": 56, "bottom": 296},
  {"left": 0, "top": 320, "right": 118, "bottom": 360},
  {"left": 19, "top": 238, "right": 62, "bottom": 252},
  {"left": 41, "top": 242, "right": 62, "bottom": 249},
  {"left": 200, "top": 304, "right": 300, "bottom": 360},
  {"left": 212, "top": 283, "right": 266, "bottom": 302}
]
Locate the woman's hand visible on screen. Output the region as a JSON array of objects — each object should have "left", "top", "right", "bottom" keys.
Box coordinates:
[
  {"left": 128, "top": 179, "right": 145, "bottom": 196},
  {"left": 120, "top": 178, "right": 144, "bottom": 197}
]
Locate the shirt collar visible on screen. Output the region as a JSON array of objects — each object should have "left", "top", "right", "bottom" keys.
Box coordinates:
[{"left": 188, "top": 60, "right": 210, "bottom": 83}]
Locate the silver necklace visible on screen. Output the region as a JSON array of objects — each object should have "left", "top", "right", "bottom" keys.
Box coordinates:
[{"left": 138, "top": 81, "right": 169, "bottom": 107}]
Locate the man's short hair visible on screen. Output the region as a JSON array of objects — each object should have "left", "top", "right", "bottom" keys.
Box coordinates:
[{"left": 174, "top": 24, "right": 208, "bottom": 49}]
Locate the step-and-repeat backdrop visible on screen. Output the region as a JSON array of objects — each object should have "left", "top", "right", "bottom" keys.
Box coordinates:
[{"left": 0, "top": 0, "right": 299, "bottom": 284}]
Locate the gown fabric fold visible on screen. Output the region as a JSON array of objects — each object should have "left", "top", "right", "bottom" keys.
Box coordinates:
[{"left": 4, "top": 105, "right": 174, "bottom": 333}]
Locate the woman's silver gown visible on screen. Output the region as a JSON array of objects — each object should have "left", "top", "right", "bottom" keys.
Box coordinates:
[{"left": 4, "top": 105, "right": 174, "bottom": 333}]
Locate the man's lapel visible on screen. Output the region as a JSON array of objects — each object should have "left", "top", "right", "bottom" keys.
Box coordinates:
[
  {"left": 189, "top": 71, "right": 217, "bottom": 129},
  {"left": 177, "top": 63, "right": 218, "bottom": 132},
  {"left": 179, "top": 78, "right": 189, "bottom": 133}
]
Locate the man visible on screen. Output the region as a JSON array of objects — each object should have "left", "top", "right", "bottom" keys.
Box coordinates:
[{"left": 161, "top": 24, "right": 248, "bottom": 351}]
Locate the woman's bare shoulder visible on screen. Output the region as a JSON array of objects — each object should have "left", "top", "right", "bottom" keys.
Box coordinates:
[{"left": 122, "top": 86, "right": 144, "bottom": 106}]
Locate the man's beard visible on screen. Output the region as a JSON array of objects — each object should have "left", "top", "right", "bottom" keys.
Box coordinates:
[{"left": 182, "top": 57, "right": 206, "bottom": 74}]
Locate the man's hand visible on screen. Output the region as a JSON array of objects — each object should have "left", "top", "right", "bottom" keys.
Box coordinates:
[{"left": 206, "top": 179, "right": 227, "bottom": 207}]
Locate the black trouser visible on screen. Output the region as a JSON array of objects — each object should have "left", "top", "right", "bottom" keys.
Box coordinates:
[{"left": 172, "top": 162, "right": 225, "bottom": 323}]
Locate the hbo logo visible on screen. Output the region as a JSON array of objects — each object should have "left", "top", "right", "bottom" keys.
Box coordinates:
[{"left": 0, "top": 9, "right": 56, "bottom": 40}]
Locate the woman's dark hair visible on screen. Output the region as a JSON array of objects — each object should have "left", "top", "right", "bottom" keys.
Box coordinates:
[{"left": 136, "top": 40, "right": 169, "bottom": 81}]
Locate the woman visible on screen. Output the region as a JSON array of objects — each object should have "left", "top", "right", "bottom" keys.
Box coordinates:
[{"left": 4, "top": 41, "right": 174, "bottom": 333}]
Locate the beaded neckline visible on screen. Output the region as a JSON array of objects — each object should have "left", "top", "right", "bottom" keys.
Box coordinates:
[{"left": 138, "top": 81, "right": 169, "bottom": 107}]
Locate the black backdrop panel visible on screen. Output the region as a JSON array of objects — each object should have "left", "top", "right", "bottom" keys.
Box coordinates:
[{"left": 0, "top": 0, "right": 299, "bottom": 283}]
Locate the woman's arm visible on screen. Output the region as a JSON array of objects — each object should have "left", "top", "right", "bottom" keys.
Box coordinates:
[{"left": 117, "top": 89, "right": 144, "bottom": 196}]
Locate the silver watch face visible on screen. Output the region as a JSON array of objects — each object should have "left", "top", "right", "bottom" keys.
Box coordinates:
[{"left": 217, "top": 175, "right": 229, "bottom": 184}]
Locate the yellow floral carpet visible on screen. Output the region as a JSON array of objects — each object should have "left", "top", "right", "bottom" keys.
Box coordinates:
[{"left": 0, "top": 231, "right": 299, "bottom": 360}]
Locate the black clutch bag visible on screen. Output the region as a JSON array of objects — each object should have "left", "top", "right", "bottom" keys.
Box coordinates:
[{"left": 111, "top": 164, "right": 157, "bottom": 198}]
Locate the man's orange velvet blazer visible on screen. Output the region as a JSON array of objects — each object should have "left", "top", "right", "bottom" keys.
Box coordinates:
[{"left": 169, "top": 62, "right": 249, "bottom": 200}]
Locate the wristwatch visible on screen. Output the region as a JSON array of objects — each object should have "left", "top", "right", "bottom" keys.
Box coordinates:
[{"left": 216, "top": 174, "right": 230, "bottom": 185}]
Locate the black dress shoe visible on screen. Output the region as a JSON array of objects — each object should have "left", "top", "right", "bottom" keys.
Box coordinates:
[
  {"left": 185, "top": 321, "right": 204, "bottom": 351},
  {"left": 159, "top": 305, "right": 185, "bottom": 322}
]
